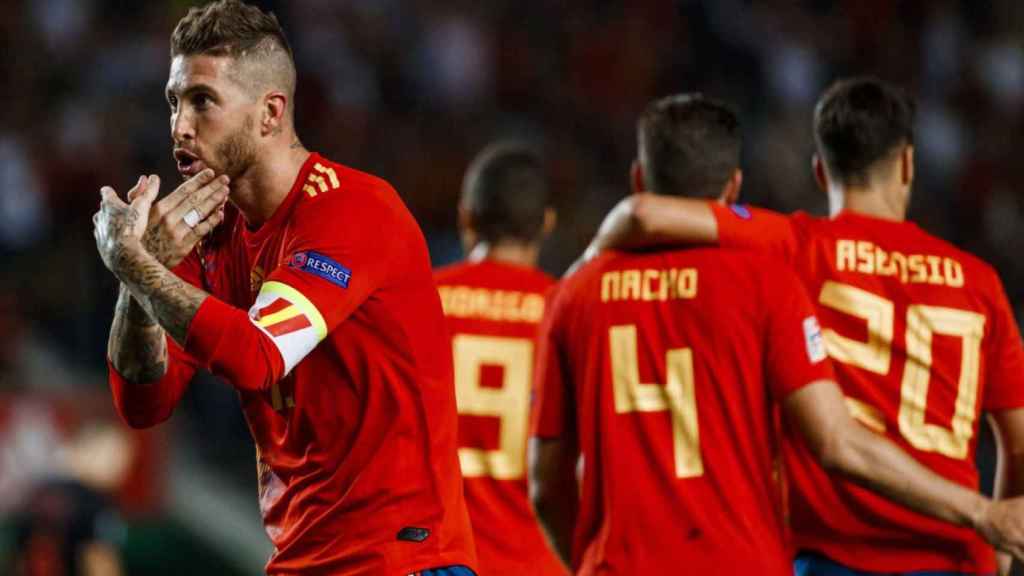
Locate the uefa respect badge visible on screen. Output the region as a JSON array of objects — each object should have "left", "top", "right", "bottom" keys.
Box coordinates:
[{"left": 289, "top": 251, "right": 352, "bottom": 289}]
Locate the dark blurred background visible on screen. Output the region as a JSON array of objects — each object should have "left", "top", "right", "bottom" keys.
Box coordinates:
[{"left": 0, "top": 0, "right": 1022, "bottom": 573}]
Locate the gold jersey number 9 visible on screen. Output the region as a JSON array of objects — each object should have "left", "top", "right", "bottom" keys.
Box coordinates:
[{"left": 453, "top": 334, "right": 533, "bottom": 480}]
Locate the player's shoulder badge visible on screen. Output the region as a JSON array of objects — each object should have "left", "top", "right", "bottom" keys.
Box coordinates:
[
  {"left": 288, "top": 251, "right": 352, "bottom": 289},
  {"left": 803, "top": 316, "right": 827, "bottom": 363},
  {"left": 729, "top": 204, "right": 752, "bottom": 220}
]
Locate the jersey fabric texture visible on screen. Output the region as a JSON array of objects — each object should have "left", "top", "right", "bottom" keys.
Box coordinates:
[
  {"left": 434, "top": 260, "right": 567, "bottom": 576},
  {"left": 108, "top": 153, "right": 477, "bottom": 575},
  {"left": 533, "top": 247, "right": 835, "bottom": 576},
  {"left": 712, "top": 204, "right": 1024, "bottom": 573}
]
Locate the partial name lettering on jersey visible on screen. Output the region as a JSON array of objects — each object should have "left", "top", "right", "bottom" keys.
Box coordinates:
[
  {"left": 835, "top": 239, "right": 965, "bottom": 287},
  {"left": 248, "top": 281, "right": 328, "bottom": 375},
  {"left": 288, "top": 251, "right": 352, "bottom": 289}
]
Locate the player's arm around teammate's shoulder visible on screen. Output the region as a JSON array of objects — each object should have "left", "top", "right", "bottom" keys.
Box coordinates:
[
  {"left": 577, "top": 178, "right": 798, "bottom": 274},
  {"left": 585, "top": 192, "right": 797, "bottom": 255},
  {"left": 582, "top": 192, "right": 719, "bottom": 259}
]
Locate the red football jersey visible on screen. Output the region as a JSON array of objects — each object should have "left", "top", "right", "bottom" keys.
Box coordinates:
[
  {"left": 109, "top": 153, "right": 477, "bottom": 575},
  {"left": 532, "top": 248, "right": 835, "bottom": 576},
  {"left": 712, "top": 205, "right": 1024, "bottom": 573},
  {"left": 434, "top": 260, "right": 568, "bottom": 576}
]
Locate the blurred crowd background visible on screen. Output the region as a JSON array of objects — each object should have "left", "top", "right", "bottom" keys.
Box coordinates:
[{"left": 1, "top": 0, "right": 1022, "bottom": 573}]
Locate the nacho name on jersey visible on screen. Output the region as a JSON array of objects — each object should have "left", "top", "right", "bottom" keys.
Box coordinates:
[
  {"left": 601, "top": 267, "right": 698, "bottom": 303},
  {"left": 836, "top": 239, "right": 964, "bottom": 288}
]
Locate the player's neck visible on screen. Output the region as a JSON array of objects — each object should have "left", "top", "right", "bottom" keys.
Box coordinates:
[
  {"left": 834, "top": 185, "right": 907, "bottom": 222},
  {"left": 230, "top": 142, "right": 311, "bottom": 228},
  {"left": 466, "top": 241, "right": 539, "bottom": 268}
]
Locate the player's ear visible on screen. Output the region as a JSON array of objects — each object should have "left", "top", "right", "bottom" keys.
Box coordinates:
[
  {"left": 719, "top": 169, "right": 742, "bottom": 205},
  {"left": 901, "top": 145, "right": 914, "bottom": 186},
  {"left": 457, "top": 203, "right": 478, "bottom": 254},
  {"left": 261, "top": 91, "right": 288, "bottom": 137},
  {"left": 457, "top": 203, "right": 475, "bottom": 235},
  {"left": 812, "top": 154, "right": 829, "bottom": 193},
  {"left": 630, "top": 160, "right": 646, "bottom": 195},
  {"left": 541, "top": 207, "right": 557, "bottom": 238}
]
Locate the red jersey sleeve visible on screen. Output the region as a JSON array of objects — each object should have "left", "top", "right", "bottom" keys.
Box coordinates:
[
  {"left": 762, "top": 266, "right": 836, "bottom": 399},
  {"left": 186, "top": 187, "right": 396, "bottom": 391},
  {"left": 262, "top": 193, "right": 393, "bottom": 330},
  {"left": 531, "top": 286, "right": 573, "bottom": 439},
  {"left": 982, "top": 274, "right": 1024, "bottom": 412},
  {"left": 710, "top": 203, "right": 800, "bottom": 263},
  {"left": 108, "top": 253, "right": 202, "bottom": 428}
]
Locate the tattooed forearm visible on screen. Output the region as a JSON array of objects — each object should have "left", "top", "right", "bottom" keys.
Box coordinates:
[
  {"left": 114, "top": 241, "right": 208, "bottom": 347},
  {"left": 97, "top": 191, "right": 208, "bottom": 358},
  {"left": 142, "top": 224, "right": 178, "bottom": 267},
  {"left": 108, "top": 284, "right": 168, "bottom": 383}
]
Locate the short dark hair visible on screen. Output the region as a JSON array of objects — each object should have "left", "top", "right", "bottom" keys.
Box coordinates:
[
  {"left": 814, "top": 77, "right": 916, "bottom": 185},
  {"left": 461, "top": 142, "right": 550, "bottom": 244},
  {"left": 171, "top": 0, "right": 295, "bottom": 100},
  {"left": 637, "top": 94, "right": 741, "bottom": 198}
]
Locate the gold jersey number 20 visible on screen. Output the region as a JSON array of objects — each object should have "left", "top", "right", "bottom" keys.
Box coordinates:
[{"left": 819, "top": 280, "right": 985, "bottom": 460}]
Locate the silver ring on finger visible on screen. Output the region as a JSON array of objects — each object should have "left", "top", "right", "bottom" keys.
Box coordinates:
[{"left": 183, "top": 208, "right": 202, "bottom": 229}]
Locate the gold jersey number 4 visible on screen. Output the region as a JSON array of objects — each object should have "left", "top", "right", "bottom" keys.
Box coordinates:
[
  {"left": 819, "top": 280, "right": 985, "bottom": 460},
  {"left": 609, "top": 325, "right": 702, "bottom": 479}
]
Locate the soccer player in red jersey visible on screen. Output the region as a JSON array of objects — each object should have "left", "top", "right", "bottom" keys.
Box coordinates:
[
  {"left": 583, "top": 80, "right": 1024, "bottom": 574},
  {"left": 91, "top": 2, "right": 476, "bottom": 574},
  {"left": 531, "top": 94, "right": 1024, "bottom": 575},
  {"left": 434, "top": 143, "right": 568, "bottom": 576}
]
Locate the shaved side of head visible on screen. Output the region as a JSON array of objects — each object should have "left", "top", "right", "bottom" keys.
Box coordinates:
[{"left": 171, "top": 0, "right": 296, "bottom": 116}]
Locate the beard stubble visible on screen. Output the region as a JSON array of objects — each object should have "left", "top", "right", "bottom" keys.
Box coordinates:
[{"left": 214, "top": 114, "right": 258, "bottom": 179}]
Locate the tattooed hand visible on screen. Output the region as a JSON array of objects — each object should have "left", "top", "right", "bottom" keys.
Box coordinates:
[
  {"left": 96, "top": 175, "right": 212, "bottom": 351},
  {"left": 136, "top": 169, "right": 230, "bottom": 268},
  {"left": 94, "top": 176, "right": 155, "bottom": 276}
]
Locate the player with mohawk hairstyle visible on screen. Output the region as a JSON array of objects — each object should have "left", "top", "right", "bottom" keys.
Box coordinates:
[{"left": 93, "top": 1, "right": 477, "bottom": 574}]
